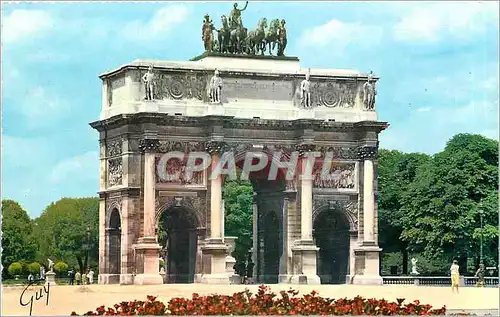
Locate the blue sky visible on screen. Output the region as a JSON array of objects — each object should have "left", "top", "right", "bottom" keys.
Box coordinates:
[{"left": 1, "top": 1, "right": 498, "bottom": 218}]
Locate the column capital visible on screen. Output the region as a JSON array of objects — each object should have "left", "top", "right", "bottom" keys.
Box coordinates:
[
  {"left": 295, "top": 143, "right": 316, "bottom": 157},
  {"left": 204, "top": 140, "right": 228, "bottom": 155},
  {"left": 357, "top": 146, "right": 378, "bottom": 160},
  {"left": 138, "top": 139, "right": 160, "bottom": 153}
]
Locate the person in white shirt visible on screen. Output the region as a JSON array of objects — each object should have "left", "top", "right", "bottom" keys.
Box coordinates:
[
  {"left": 87, "top": 269, "right": 94, "bottom": 284},
  {"left": 450, "top": 260, "right": 460, "bottom": 293}
]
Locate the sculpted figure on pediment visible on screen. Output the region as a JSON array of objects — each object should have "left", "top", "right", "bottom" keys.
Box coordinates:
[
  {"left": 363, "top": 71, "right": 376, "bottom": 110},
  {"left": 300, "top": 69, "right": 312, "bottom": 108},
  {"left": 208, "top": 69, "right": 223, "bottom": 103},
  {"left": 142, "top": 65, "right": 156, "bottom": 101}
]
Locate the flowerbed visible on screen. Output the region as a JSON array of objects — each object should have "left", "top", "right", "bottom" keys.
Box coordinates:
[{"left": 71, "top": 285, "right": 448, "bottom": 315}]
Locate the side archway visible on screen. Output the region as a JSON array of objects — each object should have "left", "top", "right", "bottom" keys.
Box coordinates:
[{"left": 107, "top": 208, "right": 122, "bottom": 284}]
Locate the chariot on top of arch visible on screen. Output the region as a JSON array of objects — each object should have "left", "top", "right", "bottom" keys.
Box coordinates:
[{"left": 201, "top": 1, "right": 288, "bottom": 57}]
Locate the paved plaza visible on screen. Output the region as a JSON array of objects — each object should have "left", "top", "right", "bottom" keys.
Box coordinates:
[{"left": 2, "top": 284, "right": 498, "bottom": 316}]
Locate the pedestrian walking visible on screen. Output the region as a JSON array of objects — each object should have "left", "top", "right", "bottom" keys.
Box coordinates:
[
  {"left": 450, "top": 260, "right": 460, "bottom": 293},
  {"left": 475, "top": 263, "right": 485, "bottom": 287},
  {"left": 68, "top": 269, "right": 75, "bottom": 285},
  {"left": 75, "top": 271, "right": 81, "bottom": 285},
  {"left": 87, "top": 269, "right": 94, "bottom": 284},
  {"left": 246, "top": 259, "right": 254, "bottom": 284}
]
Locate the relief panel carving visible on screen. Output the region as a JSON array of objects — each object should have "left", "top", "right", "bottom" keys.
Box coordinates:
[
  {"left": 108, "top": 158, "right": 123, "bottom": 187},
  {"left": 313, "top": 162, "right": 356, "bottom": 189},
  {"left": 153, "top": 72, "right": 208, "bottom": 101},
  {"left": 296, "top": 79, "right": 357, "bottom": 108},
  {"left": 107, "top": 139, "right": 122, "bottom": 157},
  {"left": 223, "top": 78, "right": 294, "bottom": 101},
  {"left": 155, "top": 157, "right": 204, "bottom": 186}
]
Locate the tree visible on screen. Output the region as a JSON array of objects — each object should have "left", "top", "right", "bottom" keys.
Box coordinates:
[
  {"left": 377, "top": 150, "right": 431, "bottom": 274},
  {"left": 223, "top": 179, "right": 254, "bottom": 263},
  {"left": 54, "top": 261, "right": 69, "bottom": 276},
  {"left": 2, "top": 200, "right": 36, "bottom": 277},
  {"left": 33, "top": 197, "right": 99, "bottom": 274},
  {"left": 8, "top": 262, "right": 23, "bottom": 278},
  {"left": 399, "top": 134, "right": 498, "bottom": 273},
  {"left": 27, "top": 262, "right": 41, "bottom": 275}
]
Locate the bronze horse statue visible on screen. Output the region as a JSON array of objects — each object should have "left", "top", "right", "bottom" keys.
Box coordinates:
[
  {"left": 264, "top": 19, "right": 280, "bottom": 55},
  {"left": 229, "top": 24, "right": 248, "bottom": 54},
  {"left": 217, "top": 15, "right": 231, "bottom": 53},
  {"left": 246, "top": 18, "right": 267, "bottom": 55}
]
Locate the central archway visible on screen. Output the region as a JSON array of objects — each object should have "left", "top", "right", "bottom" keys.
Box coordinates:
[
  {"left": 158, "top": 206, "right": 198, "bottom": 283},
  {"left": 313, "top": 208, "right": 350, "bottom": 284},
  {"left": 232, "top": 151, "right": 287, "bottom": 284}
]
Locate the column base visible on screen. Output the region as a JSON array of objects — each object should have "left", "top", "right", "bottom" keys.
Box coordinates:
[
  {"left": 134, "top": 274, "right": 164, "bottom": 285},
  {"left": 98, "top": 274, "right": 119, "bottom": 284},
  {"left": 290, "top": 240, "right": 321, "bottom": 285},
  {"left": 200, "top": 273, "right": 231, "bottom": 284},
  {"left": 133, "top": 237, "right": 162, "bottom": 285},
  {"left": 351, "top": 274, "right": 383, "bottom": 285},
  {"left": 194, "top": 273, "right": 203, "bottom": 283},
  {"left": 279, "top": 274, "right": 292, "bottom": 284},
  {"left": 352, "top": 245, "right": 382, "bottom": 285},
  {"left": 120, "top": 274, "right": 135, "bottom": 285},
  {"left": 290, "top": 274, "right": 321, "bottom": 285},
  {"left": 200, "top": 239, "right": 230, "bottom": 284}
]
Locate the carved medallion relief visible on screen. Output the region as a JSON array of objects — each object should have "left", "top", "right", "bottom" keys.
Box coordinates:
[
  {"left": 134, "top": 70, "right": 208, "bottom": 101},
  {"left": 312, "top": 81, "right": 357, "bottom": 108}
]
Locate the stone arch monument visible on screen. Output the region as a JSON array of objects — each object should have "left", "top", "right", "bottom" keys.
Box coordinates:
[{"left": 92, "top": 7, "right": 387, "bottom": 286}]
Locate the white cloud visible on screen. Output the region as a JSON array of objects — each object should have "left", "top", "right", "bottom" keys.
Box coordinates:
[
  {"left": 299, "top": 19, "right": 383, "bottom": 50},
  {"left": 393, "top": 2, "right": 498, "bottom": 43},
  {"left": 416, "top": 107, "right": 431, "bottom": 112},
  {"left": 2, "top": 9, "right": 54, "bottom": 44},
  {"left": 381, "top": 99, "right": 499, "bottom": 153},
  {"left": 13, "top": 86, "right": 71, "bottom": 127},
  {"left": 122, "top": 4, "right": 189, "bottom": 42},
  {"left": 49, "top": 151, "right": 99, "bottom": 183},
  {"left": 1, "top": 135, "right": 53, "bottom": 169}
]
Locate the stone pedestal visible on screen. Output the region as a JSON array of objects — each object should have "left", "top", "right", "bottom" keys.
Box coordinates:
[
  {"left": 290, "top": 240, "right": 321, "bottom": 285},
  {"left": 351, "top": 245, "right": 383, "bottom": 285},
  {"left": 297, "top": 108, "right": 315, "bottom": 119},
  {"left": 133, "top": 237, "right": 163, "bottom": 285},
  {"left": 224, "top": 236, "right": 239, "bottom": 284},
  {"left": 201, "top": 239, "right": 230, "bottom": 284},
  {"left": 207, "top": 103, "right": 225, "bottom": 116},
  {"left": 45, "top": 271, "right": 57, "bottom": 285}
]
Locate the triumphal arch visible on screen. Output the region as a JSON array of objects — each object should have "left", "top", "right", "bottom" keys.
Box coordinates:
[{"left": 92, "top": 6, "right": 388, "bottom": 286}]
